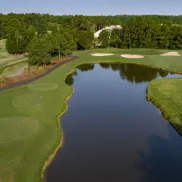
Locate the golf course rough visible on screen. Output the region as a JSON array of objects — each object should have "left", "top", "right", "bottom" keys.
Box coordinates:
[{"left": 0, "top": 48, "right": 182, "bottom": 182}]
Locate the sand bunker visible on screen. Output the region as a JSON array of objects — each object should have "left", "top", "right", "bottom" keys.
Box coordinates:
[
  {"left": 121, "top": 54, "right": 144, "bottom": 59},
  {"left": 160, "top": 52, "right": 181, "bottom": 56},
  {"left": 91, "top": 53, "right": 114, "bottom": 56}
]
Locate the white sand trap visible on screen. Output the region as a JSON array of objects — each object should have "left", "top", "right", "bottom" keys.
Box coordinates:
[
  {"left": 121, "top": 54, "right": 144, "bottom": 59},
  {"left": 91, "top": 53, "right": 114, "bottom": 57},
  {"left": 160, "top": 52, "right": 181, "bottom": 56}
]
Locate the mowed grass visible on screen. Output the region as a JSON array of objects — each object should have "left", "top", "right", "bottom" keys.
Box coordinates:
[
  {"left": 0, "top": 62, "right": 27, "bottom": 77},
  {"left": 0, "top": 39, "right": 9, "bottom": 58},
  {"left": 0, "top": 48, "right": 182, "bottom": 182},
  {"left": 147, "top": 78, "right": 182, "bottom": 134},
  {"left": 0, "top": 39, "right": 27, "bottom": 76},
  {"left": 0, "top": 58, "right": 25, "bottom": 66}
]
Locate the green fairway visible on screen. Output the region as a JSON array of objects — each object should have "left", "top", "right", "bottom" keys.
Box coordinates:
[{"left": 0, "top": 48, "right": 182, "bottom": 182}]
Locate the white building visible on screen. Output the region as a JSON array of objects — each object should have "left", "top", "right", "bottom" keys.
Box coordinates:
[{"left": 94, "top": 25, "right": 122, "bottom": 38}]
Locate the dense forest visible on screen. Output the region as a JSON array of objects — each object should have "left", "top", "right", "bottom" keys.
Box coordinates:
[{"left": 0, "top": 13, "right": 182, "bottom": 65}]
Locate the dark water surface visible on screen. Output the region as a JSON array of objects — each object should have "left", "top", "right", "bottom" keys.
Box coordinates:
[{"left": 46, "top": 63, "right": 182, "bottom": 182}]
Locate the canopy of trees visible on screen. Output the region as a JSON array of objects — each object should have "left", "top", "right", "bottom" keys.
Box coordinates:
[
  {"left": 1, "top": 13, "right": 182, "bottom": 39},
  {"left": 6, "top": 18, "right": 36, "bottom": 53},
  {"left": 98, "top": 30, "right": 110, "bottom": 48},
  {"left": 1, "top": 13, "right": 182, "bottom": 65},
  {"left": 77, "top": 31, "right": 94, "bottom": 50},
  {"left": 28, "top": 30, "right": 76, "bottom": 66},
  {"left": 109, "top": 17, "right": 182, "bottom": 49}
]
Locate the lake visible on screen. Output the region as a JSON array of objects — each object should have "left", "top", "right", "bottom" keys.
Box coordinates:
[{"left": 46, "top": 63, "right": 182, "bottom": 182}]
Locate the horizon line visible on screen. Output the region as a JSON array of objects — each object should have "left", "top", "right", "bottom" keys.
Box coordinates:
[{"left": 1, "top": 12, "right": 182, "bottom": 16}]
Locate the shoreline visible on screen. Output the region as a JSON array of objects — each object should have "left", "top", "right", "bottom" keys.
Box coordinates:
[
  {"left": 146, "top": 90, "right": 182, "bottom": 136},
  {"left": 1, "top": 56, "right": 182, "bottom": 93},
  {"left": 41, "top": 68, "right": 78, "bottom": 181},
  {"left": 1, "top": 54, "right": 182, "bottom": 181},
  {"left": 40, "top": 60, "right": 182, "bottom": 182}
]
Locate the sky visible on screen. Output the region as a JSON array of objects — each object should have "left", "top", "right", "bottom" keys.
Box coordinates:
[{"left": 1, "top": 0, "right": 182, "bottom": 15}]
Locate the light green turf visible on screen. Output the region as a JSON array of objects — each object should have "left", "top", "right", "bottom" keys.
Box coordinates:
[
  {"left": 12, "top": 92, "right": 45, "bottom": 109},
  {"left": 0, "top": 117, "right": 38, "bottom": 143},
  {"left": 0, "top": 39, "right": 27, "bottom": 76},
  {"left": 0, "top": 58, "right": 23, "bottom": 66},
  {"left": 0, "top": 39, "right": 8, "bottom": 58},
  {"left": 0, "top": 62, "right": 27, "bottom": 77},
  {"left": 0, "top": 48, "right": 182, "bottom": 182},
  {"left": 28, "top": 83, "right": 59, "bottom": 91},
  {"left": 147, "top": 78, "right": 182, "bottom": 134}
]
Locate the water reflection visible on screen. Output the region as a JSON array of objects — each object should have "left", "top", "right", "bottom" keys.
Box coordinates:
[
  {"left": 47, "top": 63, "right": 182, "bottom": 182},
  {"left": 77, "top": 64, "right": 95, "bottom": 72},
  {"left": 136, "top": 130, "right": 182, "bottom": 182},
  {"left": 66, "top": 63, "right": 173, "bottom": 86},
  {"left": 99, "top": 63, "right": 111, "bottom": 69},
  {"left": 65, "top": 71, "right": 77, "bottom": 86}
]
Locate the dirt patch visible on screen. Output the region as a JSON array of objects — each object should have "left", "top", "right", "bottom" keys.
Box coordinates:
[
  {"left": 160, "top": 52, "right": 181, "bottom": 56},
  {"left": 91, "top": 53, "right": 114, "bottom": 56},
  {"left": 121, "top": 54, "right": 144, "bottom": 59},
  {"left": 7, "top": 65, "right": 28, "bottom": 78}
]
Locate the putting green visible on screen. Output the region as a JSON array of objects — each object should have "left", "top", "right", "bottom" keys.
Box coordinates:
[
  {"left": 12, "top": 92, "right": 45, "bottom": 109},
  {"left": 0, "top": 117, "right": 38, "bottom": 143},
  {"left": 28, "top": 83, "right": 58, "bottom": 91}
]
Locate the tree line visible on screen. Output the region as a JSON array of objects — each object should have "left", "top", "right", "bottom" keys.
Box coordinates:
[
  {"left": 99, "top": 17, "right": 182, "bottom": 49},
  {"left": 1, "top": 13, "right": 182, "bottom": 38},
  {"left": 0, "top": 13, "right": 182, "bottom": 66},
  {"left": 0, "top": 14, "right": 95, "bottom": 65}
]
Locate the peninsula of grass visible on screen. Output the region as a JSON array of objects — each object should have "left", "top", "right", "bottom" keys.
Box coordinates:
[
  {"left": 0, "top": 48, "right": 182, "bottom": 182},
  {"left": 147, "top": 78, "right": 182, "bottom": 134}
]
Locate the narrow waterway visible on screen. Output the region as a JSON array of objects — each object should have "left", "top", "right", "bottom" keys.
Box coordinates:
[{"left": 46, "top": 63, "right": 182, "bottom": 182}]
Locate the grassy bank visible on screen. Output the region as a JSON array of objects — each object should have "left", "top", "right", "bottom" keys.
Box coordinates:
[
  {"left": 0, "top": 59, "right": 27, "bottom": 75},
  {"left": 147, "top": 78, "right": 182, "bottom": 134},
  {"left": 0, "top": 48, "right": 182, "bottom": 182}
]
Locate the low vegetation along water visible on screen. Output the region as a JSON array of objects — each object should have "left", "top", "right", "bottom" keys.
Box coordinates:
[{"left": 46, "top": 63, "right": 182, "bottom": 182}]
